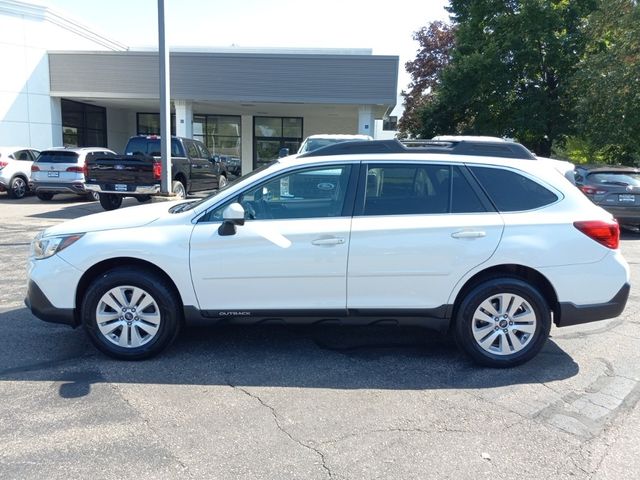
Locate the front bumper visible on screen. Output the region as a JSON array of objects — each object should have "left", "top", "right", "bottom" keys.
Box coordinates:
[
  {"left": 556, "top": 282, "right": 630, "bottom": 327},
  {"left": 85, "top": 183, "right": 160, "bottom": 195},
  {"left": 25, "top": 280, "right": 77, "bottom": 327}
]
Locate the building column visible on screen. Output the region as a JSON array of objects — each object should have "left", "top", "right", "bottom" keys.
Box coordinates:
[
  {"left": 241, "top": 114, "right": 253, "bottom": 174},
  {"left": 175, "top": 100, "right": 193, "bottom": 138},
  {"left": 358, "top": 105, "right": 375, "bottom": 137}
]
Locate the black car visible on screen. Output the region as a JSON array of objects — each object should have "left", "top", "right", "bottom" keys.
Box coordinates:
[{"left": 575, "top": 165, "right": 640, "bottom": 226}]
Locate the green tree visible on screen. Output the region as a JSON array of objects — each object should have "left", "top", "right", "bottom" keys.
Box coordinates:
[
  {"left": 415, "top": 0, "right": 597, "bottom": 156},
  {"left": 399, "top": 21, "right": 455, "bottom": 137},
  {"left": 569, "top": 0, "right": 640, "bottom": 165}
]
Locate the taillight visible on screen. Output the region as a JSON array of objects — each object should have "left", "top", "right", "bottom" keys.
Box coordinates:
[
  {"left": 31, "top": 165, "right": 40, "bottom": 172},
  {"left": 83, "top": 163, "right": 88, "bottom": 177},
  {"left": 0, "top": 161, "right": 8, "bottom": 169},
  {"left": 574, "top": 220, "right": 620, "bottom": 249},
  {"left": 579, "top": 185, "right": 605, "bottom": 195},
  {"left": 153, "top": 162, "right": 162, "bottom": 180},
  {"left": 66, "top": 166, "right": 84, "bottom": 173}
]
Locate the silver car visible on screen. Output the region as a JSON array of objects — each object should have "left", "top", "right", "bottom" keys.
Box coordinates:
[{"left": 30, "top": 148, "right": 116, "bottom": 201}]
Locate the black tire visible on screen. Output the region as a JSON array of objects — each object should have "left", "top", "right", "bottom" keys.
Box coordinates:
[
  {"left": 453, "top": 277, "right": 551, "bottom": 368},
  {"left": 81, "top": 267, "right": 181, "bottom": 360},
  {"left": 99, "top": 193, "right": 123, "bottom": 211},
  {"left": 136, "top": 195, "right": 152, "bottom": 203},
  {"left": 85, "top": 191, "right": 100, "bottom": 202},
  {"left": 8, "top": 176, "right": 28, "bottom": 199},
  {"left": 172, "top": 180, "right": 186, "bottom": 199},
  {"left": 36, "top": 192, "right": 54, "bottom": 201}
]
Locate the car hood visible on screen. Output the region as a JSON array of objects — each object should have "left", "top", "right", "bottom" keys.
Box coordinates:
[{"left": 43, "top": 201, "right": 182, "bottom": 237}]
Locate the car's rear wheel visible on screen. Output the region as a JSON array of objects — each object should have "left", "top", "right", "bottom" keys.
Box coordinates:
[
  {"left": 453, "top": 277, "right": 551, "bottom": 368},
  {"left": 99, "top": 193, "right": 123, "bottom": 210},
  {"left": 85, "top": 191, "right": 100, "bottom": 201},
  {"left": 8, "top": 176, "right": 28, "bottom": 199},
  {"left": 36, "top": 192, "right": 54, "bottom": 201},
  {"left": 172, "top": 180, "right": 186, "bottom": 199},
  {"left": 81, "top": 268, "right": 181, "bottom": 360}
]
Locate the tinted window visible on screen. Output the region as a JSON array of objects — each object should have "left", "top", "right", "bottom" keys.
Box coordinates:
[
  {"left": 470, "top": 167, "right": 558, "bottom": 211},
  {"left": 587, "top": 172, "right": 640, "bottom": 186},
  {"left": 36, "top": 151, "right": 80, "bottom": 164},
  {"left": 196, "top": 143, "right": 210, "bottom": 159},
  {"left": 210, "top": 165, "right": 352, "bottom": 221},
  {"left": 186, "top": 141, "right": 199, "bottom": 158},
  {"left": 452, "top": 166, "right": 487, "bottom": 213},
  {"left": 125, "top": 138, "right": 184, "bottom": 157},
  {"left": 13, "top": 150, "right": 31, "bottom": 161},
  {"left": 363, "top": 164, "right": 450, "bottom": 215}
]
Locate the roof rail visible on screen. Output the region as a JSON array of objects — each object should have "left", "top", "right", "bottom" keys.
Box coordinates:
[{"left": 297, "top": 139, "right": 536, "bottom": 160}]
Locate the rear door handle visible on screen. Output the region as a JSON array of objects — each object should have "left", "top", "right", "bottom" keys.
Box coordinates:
[
  {"left": 312, "top": 237, "right": 345, "bottom": 246},
  {"left": 451, "top": 230, "right": 486, "bottom": 239}
]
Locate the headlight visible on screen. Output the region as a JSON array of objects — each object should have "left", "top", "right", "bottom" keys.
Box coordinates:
[{"left": 31, "top": 232, "right": 84, "bottom": 260}]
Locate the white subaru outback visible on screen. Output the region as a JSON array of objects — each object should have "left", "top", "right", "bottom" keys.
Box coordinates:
[{"left": 25, "top": 139, "right": 630, "bottom": 367}]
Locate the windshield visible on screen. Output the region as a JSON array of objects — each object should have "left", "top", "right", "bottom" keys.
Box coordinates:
[
  {"left": 125, "top": 138, "right": 185, "bottom": 157},
  {"left": 588, "top": 172, "right": 640, "bottom": 186},
  {"left": 299, "top": 138, "right": 349, "bottom": 154},
  {"left": 169, "top": 161, "right": 278, "bottom": 213}
]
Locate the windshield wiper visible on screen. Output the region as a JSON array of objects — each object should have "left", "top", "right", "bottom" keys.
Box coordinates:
[{"left": 169, "top": 201, "right": 196, "bottom": 213}]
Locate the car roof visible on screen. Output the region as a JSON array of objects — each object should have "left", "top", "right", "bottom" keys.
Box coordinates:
[
  {"left": 0, "top": 146, "right": 38, "bottom": 152},
  {"left": 305, "top": 134, "right": 373, "bottom": 140},
  {"left": 40, "top": 147, "right": 113, "bottom": 153}
]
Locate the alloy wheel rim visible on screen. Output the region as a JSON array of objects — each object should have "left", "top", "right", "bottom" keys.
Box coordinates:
[
  {"left": 95, "top": 285, "right": 161, "bottom": 348},
  {"left": 174, "top": 184, "right": 186, "bottom": 198},
  {"left": 471, "top": 293, "right": 537, "bottom": 356},
  {"left": 219, "top": 176, "right": 228, "bottom": 188},
  {"left": 13, "top": 178, "right": 26, "bottom": 197}
]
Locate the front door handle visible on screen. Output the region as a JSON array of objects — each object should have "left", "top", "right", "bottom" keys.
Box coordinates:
[
  {"left": 312, "top": 237, "right": 345, "bottom": 246},
  {"left": 451, "top": 230, "right": 486, "bottom": 239}
]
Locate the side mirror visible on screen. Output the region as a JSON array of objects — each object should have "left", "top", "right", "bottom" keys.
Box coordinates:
[
  {"left": 218, "top": 203, "right": 245, "bottom": 236},
  {"left": 211, "top": 154, "right": 220, "bottom": 163},
  {"left": 278, "top": 147, "right": 290, "bottom": 158}
]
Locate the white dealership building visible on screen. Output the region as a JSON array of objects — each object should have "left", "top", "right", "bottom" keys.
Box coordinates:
[{"left": 0, "top": 0, "right": 399, "bottom": 173}]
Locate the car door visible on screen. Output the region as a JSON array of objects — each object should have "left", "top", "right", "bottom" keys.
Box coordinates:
[
  {"left": 347, "top": 162, "right": 504, "bottom": 311},
  {"left": 195, "top": 142, "right": 217, "bottom": 189},
  {"left": 184, "top": 140, "right": 208, "bottom": 191},
  {"left": 189, "top": 163, "right": 357, "bottom": 312}
]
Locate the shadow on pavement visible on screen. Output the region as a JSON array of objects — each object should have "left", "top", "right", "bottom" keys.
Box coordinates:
[{"left": 0, "top": 307, "right": 579, "bottom": 398}]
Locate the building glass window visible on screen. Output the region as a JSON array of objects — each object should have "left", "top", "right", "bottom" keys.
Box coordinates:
[
  {"left": 61, "top": 99, "right": 107, "bottom": 148},
  {"left": 193, "top": 115, "right": 241, "bottom": 158},
  {"left": 383, "top": 116, "right": 398, "bottom": 131},
  {"left": 254, "top": 116, "right": 303, "bottom": 169},
  {"left": 136, "top": 113, "right": 176, "bottom": 136}
]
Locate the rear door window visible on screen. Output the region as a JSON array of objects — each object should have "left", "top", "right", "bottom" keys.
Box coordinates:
[
  {"left": 185, "top": 141, "right": 199, "bottom": 159},
  {"left": 470, "top": 166, "right": 558, "bottom": 211}
]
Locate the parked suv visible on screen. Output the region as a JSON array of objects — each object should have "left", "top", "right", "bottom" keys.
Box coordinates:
[
  {"left": 0, "top": 147, "right": 40, "bottom": 199},
  {"left": 25, "top": 139, "right": 629, "bottom": 367},
  {"left": 30, "top": 148, "right": 117, "bottom": 201}
]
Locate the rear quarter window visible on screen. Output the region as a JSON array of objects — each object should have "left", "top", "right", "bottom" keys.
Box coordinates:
[{"left": 470, "top": 166, "right": 558, "bottom": 212}]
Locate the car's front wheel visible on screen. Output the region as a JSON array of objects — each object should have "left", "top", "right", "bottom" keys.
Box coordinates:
[
  {"left": 81, "top": 268, "right": 181, "bottom": 360},
  {"left": 453, "top": 277, "right": 551, "bottom": 368}
]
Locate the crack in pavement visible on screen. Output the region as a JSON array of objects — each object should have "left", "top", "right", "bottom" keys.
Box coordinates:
[
  {"left": 108, "top": 383, "right": 195, "bottom": 478},
  {"left": 318, "top": 425, "right": 468, "bottom": 447},
  {"left": 230, "top": 383, "right": 333, "bottom": 479}
]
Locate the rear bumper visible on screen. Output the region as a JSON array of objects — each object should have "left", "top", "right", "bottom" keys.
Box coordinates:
[
  {"left": 85, "top": 183, "right": 160, "bottom": 195},
  {"left": 31, "top": 181, "right": 88, "bottom": 195},
  {"left": 599, "top": 206, "right": 640, "bottom": 223},
  {"left": 556, "top": 282, "right": 630, "bottom": 327},
  {"left": 25, "top": 280, "right": 77, "bottom": 327}
]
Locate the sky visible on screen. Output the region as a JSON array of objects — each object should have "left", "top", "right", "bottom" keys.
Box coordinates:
[{"left": 39, "top": 0, "right": 451, "bottom": 106}]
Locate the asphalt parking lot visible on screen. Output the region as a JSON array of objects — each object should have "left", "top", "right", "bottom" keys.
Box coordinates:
[{"left": 1, "top": 194, "right": 640, "bottom": 480}]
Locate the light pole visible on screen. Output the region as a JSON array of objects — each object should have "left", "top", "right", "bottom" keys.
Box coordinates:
[{"left": 158, "top": 0, "right": 172, "bottom": 195}]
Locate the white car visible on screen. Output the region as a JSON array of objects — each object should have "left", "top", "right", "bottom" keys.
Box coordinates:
[
  {"left": 30, "top": 147, "right": 116, "bottom": 201},
  {"left": 25, "top": 138, "right": 630, "bottom": 367},
  {"left": 0, "top": 146, "right": 40, "bottom": 199}
]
